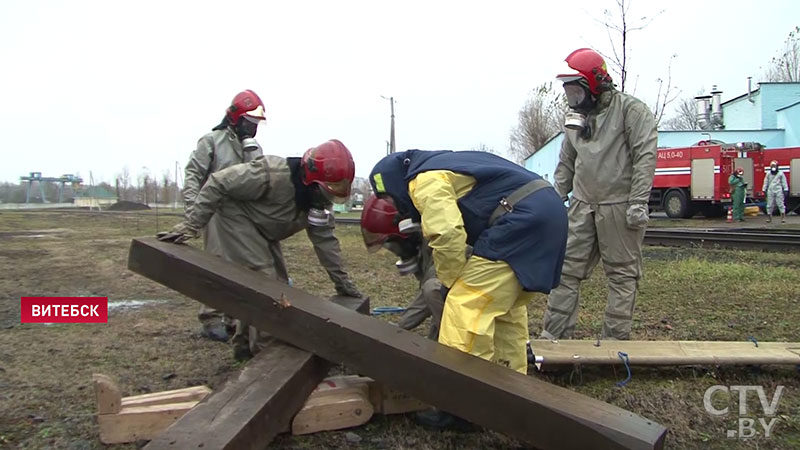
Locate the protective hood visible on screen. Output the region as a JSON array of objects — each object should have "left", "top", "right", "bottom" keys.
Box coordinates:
[{"left": 369, "top": 150, "right": 451, "bottom": 221}]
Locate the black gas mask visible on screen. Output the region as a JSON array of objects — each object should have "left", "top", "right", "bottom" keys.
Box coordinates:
[
  {"left": 563, "top": 80, "right": 596, "bottom": 138},
  {"left": 771, "top": 166, "right": 779, "bottom": 174},
  {"left": 234, "top": 118, "right": 262, "bottom": 153},
  {"left": 382, "top": 234, "right": 422, "bottom": 276}
]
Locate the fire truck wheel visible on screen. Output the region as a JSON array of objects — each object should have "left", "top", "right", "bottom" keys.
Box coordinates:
[{"left": 664, "top": 190, "right": 691, "bottom": 219}]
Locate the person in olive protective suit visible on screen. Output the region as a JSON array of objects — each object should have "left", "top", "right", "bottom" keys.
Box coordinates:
[
  {"left": 360, "top": 194, "right": 444, "bottom": 340},
  {"left": 762, "top": 160, "right": 788, "bottom": 223},
  {"left": 160, "top": 139, "right": 363, "bottom": 360},
  {"left": 729, "top": 167, "right": 747, "bottom": 222},
  {"left": 541, "top": 48, "right": 658, "bottom": 342},
  {"left": 182, "top": 90, "right": 267, "bottom": 342}
]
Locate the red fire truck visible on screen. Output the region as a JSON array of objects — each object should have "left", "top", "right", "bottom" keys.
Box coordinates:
[{"left": 650, "top": 142, "right": 800, "bottom": 218}]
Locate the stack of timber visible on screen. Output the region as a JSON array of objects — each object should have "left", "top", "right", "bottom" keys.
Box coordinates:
[{"left": 129, "top": 237, "right": 668, "bottom": 450}]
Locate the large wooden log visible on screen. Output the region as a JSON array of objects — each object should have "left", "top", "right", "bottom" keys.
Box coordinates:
[
  {"left": 144, "top": 296, "right": 367, "bottom": 450},
  {"left": 129, "top": 238, "right": 667, "bottom": 450}
]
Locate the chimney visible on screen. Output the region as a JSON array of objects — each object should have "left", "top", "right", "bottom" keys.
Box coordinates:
[
  {"left": 710, "top": 85, "right": 724, "bottom": 129},
  {"left": 747, "top": 77, "right": 754, "bottom": 103},
  {"left": 694, "top": 95, "right": 712, "bottom": 130}
]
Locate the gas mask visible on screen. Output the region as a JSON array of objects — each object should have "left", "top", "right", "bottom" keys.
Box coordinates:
[
  {"left": 234, "top": 118, "right": 261, "bottom": 152},
  {"left": 382, "top": 235, "right": 421, "bottom": 276},
  {"left": 563, "top": 81, "right": 595, "bottom": 137},
  {"left": 307, "top": 185, "right": 333, "bottom": 226},
  {"left": 771, "top": 166, "right": 779, "bottom": 174}
]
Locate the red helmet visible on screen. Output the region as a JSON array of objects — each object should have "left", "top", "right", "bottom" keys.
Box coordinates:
[
  {"left": 226, "top": 90, "right": 266, "bottom": 124},
  {"left": 302, "top": 139, "right": 355, "bottom": 203},
  {"left": 770, "top": 160, "right": 779, "bottom": 167},
  {"left": 361, "top": 195, "right": 405, "bottom": 252},
  {"left": 556, "top": 48, "right": 613, "bottom": 95}
]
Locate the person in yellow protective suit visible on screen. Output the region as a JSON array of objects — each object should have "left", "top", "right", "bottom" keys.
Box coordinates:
[
  {"left": 542, "top": 49, "right": 658, "bottom": 341},
  {"left": 183, "top": 90, "right": 266, "bottom": 342},
  {"left": 160, "top": 140, "right": 362, "bottom": 360},
  {"left": 369, "top": 150, "right": 568, "bottom": 428}
]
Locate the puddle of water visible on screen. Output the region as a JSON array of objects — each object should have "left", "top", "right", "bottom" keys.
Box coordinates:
[{"left": 108, "top": 299, "right": 167, "bottom": 312}]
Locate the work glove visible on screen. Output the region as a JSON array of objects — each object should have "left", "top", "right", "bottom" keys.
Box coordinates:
[
  {"left": 156, "top": 221, "right": 199, "bottom": 244},
  {"left": 625, "top": 203, "right": 649, "bottom": 229},
  {"left": 335, "top": 279, "right": 363, "bottom": 298}
]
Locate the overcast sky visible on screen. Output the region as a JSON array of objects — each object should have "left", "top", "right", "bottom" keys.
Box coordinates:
[{"left": 1, "top": 0, "right": 797, "bottom": 185}]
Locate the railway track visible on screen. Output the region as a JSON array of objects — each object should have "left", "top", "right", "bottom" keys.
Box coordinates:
[{"left": 336, "top": 218, "right": 800, "bottom": 251}]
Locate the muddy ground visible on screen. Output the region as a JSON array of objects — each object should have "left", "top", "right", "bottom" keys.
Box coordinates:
[{"left": 1, "top": 209, "right": 799, "bottom": 449}]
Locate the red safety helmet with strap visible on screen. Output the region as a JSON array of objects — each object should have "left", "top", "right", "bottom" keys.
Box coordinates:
[
  {"left": 226, "top": 90, "right": 266, "bottom": 124},
  {"left": 556, "top": 48, "right": 613, "bottom": 95},
  {"left": 360, "top": 194, "right": 405, "bottom": 252},
  {"left": 770, "top": 160, "right": 779, "bottom": 168},
  {"left": 302, "top": 139, "right": 355, "bottom": 203}
]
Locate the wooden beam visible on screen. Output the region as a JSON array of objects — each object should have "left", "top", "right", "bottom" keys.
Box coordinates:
[
  {"left": 531, "top": 340, "right": 800, "bottom": 368},
  {"left": 129, "top": 238, "right": 667, "bottom": 450},
  {"left": 143, "top": 296, "right": 367, "bottom": 450}
]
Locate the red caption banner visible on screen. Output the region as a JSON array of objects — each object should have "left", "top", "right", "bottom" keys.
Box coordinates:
[{"left": 20, "top": 297, "right": 108, "bottom": 323}]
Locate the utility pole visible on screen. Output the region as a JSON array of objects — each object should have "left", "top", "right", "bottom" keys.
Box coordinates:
[
  {"left": 381, "top": 96, "right": 396, "bottom": 155},
  {"left": 174, "top": 161, "right": 178, "bottom": 210}
]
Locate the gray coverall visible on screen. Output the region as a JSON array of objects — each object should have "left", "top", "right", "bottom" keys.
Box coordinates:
[
  {"left": 542, "top": 89, "right": 657, "bottom": 340},
  {"left": 762, "top": 170, "right": 788, "bottom": 217},
  {"left": 396, "top": 244, "right": 445, "bottom": 340},
  {"left": 185, "top": 155, "right": 360, "bottom": 352},
  {"left": 182, "top": 128, "right": 263, "bottom": 327}
]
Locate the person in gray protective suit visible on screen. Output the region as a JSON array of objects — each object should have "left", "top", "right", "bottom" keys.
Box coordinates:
[
  {"left": 541, "top": 48, "right": 657, "bottom": 341},
  {"left": 360, "top": 194, "right": 444, "bottom": 339},
  {"left": 161, "top": 139, "right": 363, "bottom": 360},
  {"left": 762, "top": 160, "right": 789, "bottom": 223},
  {"left": 183, "top": 90, "right": 267, "bottom": 342}
]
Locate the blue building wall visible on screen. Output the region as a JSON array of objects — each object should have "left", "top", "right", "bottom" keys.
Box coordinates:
[
  {"left": 656, "top": 129, "right": 786, "bottom": 148},
  {"left": 524, "top": 133, "right": 564, "bottom": 182},
  {"left": 777, "top": 102, "right": 800, "bottom": 147},
  {"left": 721, "top": 90, "right": 761, "bottom": 129},
  {"left": 760, "top": 83, "right": 800, "bottom": 129}
]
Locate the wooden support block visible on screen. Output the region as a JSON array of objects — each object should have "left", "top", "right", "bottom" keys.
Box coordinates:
[
  {"left": 129, "top": 238, "right": 668, "bottom": 450},
  {"left": 93, "top": 374, "right": 211, "bottom": 444},
  {"left": 93, "top": 373, "right": 121, "bottom": 414},
  {"left": 292, "top": 381, "right": 373, "bottom": 435},
  {"left": 143, "top": 296, "right": 368, "bottom": 450},
  {"left": 98, "top": 402, "right": 199, "bottom": 444}
]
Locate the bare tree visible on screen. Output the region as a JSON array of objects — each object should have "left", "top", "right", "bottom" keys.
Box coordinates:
[
  {"left": 508, "top": 83, "right": 567, "bottom": 163},
  {"left": 592, "top": 0, "right": 663, "bottom": 93},
  {"left": 764, "top": 26, "right": 800, "bottom": 82},
  {"left": 471, "top": 143, "right": 501, "bottom": 155},
  {"left": 661, "top": 95, "right": 700, "bottom": 130},
  {"left": 650, "top": 53, "right": 680, "bottom": 126},
  {"left": 161, "top": 170, "right": 173, "bottom": 205}
]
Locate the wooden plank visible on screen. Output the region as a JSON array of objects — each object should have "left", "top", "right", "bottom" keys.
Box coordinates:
[
  {"left": 143, "top": 295, "right": 367, "bottom": 450},
  {"left": 532, "top": 340, "right": 800, "bottom": 368},
  {"left": 121, "top": 386, "right": 212, "bottom": 409},
  {"left": 129, "top": 238, "right": 667, "bottom": 450},
  {"left": 98, "top": 401, "right": 199, "bottom": 444}
]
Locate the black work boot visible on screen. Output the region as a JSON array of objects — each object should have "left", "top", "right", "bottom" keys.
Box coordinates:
[
  {"left": 413, "top": 409, "right": 476, "bottom": 432},
  {"left": 231, "top": 335, "right": 253, "bottom": 362},
  {"left": 201, "top": 320, "right": 233, "bottom": 342}
]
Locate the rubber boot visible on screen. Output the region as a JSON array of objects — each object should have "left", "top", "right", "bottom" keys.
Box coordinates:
[
  {"left": 782, "top": 213, "right": 787, "bottom": 223},
  {"left": 201, "top": 320, "right": 233, "bottom": 342},
  {"left": 414, "top": 409, "right": 476, "bottom": 432}
]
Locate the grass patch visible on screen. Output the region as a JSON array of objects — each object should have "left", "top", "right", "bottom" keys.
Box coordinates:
[{"left": 0, "top": 210, "right": 799, "bottom": 449}]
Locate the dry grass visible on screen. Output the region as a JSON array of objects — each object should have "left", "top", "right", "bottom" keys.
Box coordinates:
[{"left": 0, "top": 209, "right": 799, "bottom": 449}]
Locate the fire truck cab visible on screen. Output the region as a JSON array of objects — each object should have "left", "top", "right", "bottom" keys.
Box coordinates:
[{"left": 649, "top": 142, "right": 800, "bottom": 218}]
